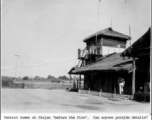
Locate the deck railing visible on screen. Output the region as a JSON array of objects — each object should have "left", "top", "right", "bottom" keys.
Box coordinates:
[
  {"left": 89, "top": 45, "right": 101, "bottom": 55},
  {"left": 78, "top": 45, "right": 101, "bottom": 59}
]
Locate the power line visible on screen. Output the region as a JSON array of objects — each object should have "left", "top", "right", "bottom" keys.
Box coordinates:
[
  {"left": 1, "top": 57, "right": 77, "bottom": 70},
  {"left": 95, "top": 0, "right": 101, "bottom": 45},
  {"left": 111, "top": 17, "right": 112, "bottom": 28},
  {"left": 56, "top": 28, "right": 74, "bottom": 43}
]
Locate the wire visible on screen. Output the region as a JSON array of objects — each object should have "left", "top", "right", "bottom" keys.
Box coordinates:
[
  {"left": 56, "top": 28, "right": 74, "bottom": 43},
  {"left": 95, "top": 0, "right": 101, "bottom": 45},
  {"left": 122, "top": 0, "right": 127, "bottom": 32},
  {"left": 129, "top": 11, "right": 132, "bottom": 48},
  {"left": 110, "top": 0, "right": 114, "bottom": 28},
  {"left": 1, "top": 57, "right": 77, "bottom": 70}
]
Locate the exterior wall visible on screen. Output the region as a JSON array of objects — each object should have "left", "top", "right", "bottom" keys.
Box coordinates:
[
  {"left": 86, "top": 37, "right": 126, "bottom": 48},
  {"left": 102, "top": 46, "right": 125, "bottom": 55},
  {"left": 84, "top": 37, "right": 127, "bottom": 64},
  {"left": 84, "top": 74, "right": 89, "bottom": 90},
  {"left": 132, "top": 56, "right": 150, "bottom": 94},
  {"left": 103, "top": 38, "right": 126, "bottom": 48},
  {"left": 101, "top": 73, "right": 114, "bottom": 93},
  {"left": 83, "top": 72, "right": 132, "bottom": 95},
  {"left": 135, "top": 72, "right": 149, "bottom": 93}
]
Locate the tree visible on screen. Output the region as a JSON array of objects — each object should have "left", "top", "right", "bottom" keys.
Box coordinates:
[
  {"left": 34, "top": 76, "right": 41, "bottom": 80},
  {"left": 58, "top": 76, "right": 69, "bottom": 80},
  {"left": 2, "top": 76, "right": 14, "bottom": 88},
  {"left": 23, "top": 76, "right": 29, "bottom": 80},
  {"left": 47, "top": 75, "right": 55, "bottom": 79}
]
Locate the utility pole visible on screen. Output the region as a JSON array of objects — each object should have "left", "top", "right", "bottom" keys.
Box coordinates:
[
  {"left": 111, "top": 17, "right": 112, "bottom": 28},
  {"left": 14, "top": 55, "right": 20, "bottom": 87},
  {"left": 95, "top": 0, "right": 101, "bottom": 45}
]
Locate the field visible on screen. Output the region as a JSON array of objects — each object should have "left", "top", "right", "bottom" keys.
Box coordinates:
[
  {"left": 2, "top": 77, "right": 74, "bottom": 89},
  {"left": 14, "top": 79, "right": 73, "bottom": 89},
  {"left": 1, "top": 78, "right": 150, "bottom": 113},
  {"left": 1, "top": 89, "right": 150, "bottom": 113}
]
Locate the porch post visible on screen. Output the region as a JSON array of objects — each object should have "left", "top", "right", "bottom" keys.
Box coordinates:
[
  {"left": 78, "top": 49, "right": 81, "bottom": 59},
  {"left": 100, "top": 73, "right": 102, "bottom": 92},
  {"left": 108, "top": 73, "right": 109, "bottom": 93},
  {"left": 79, "top": 74, "right": 81, "bottom": 89},
  {"left": 100, "top": 38, "right": 103, "bottom": 55},
  {"left": 76, "top": 75, "right": 78, "bottom": 89},
  {"left": 114, "top": 73, "right": 116, "bottom": 94},
  {"left": 69, "top": 74, "right": 72, "bottom": 85},
  {"left": 132, "top": 57, "right": 136, "bottom": 96},
  {"left": 84, "top": 75, "right": 85, "bottom": 89}
]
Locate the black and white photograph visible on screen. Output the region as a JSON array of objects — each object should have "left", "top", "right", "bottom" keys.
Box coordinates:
[{"left": 1, "top": 0, "right": 151, "bottom": 117}]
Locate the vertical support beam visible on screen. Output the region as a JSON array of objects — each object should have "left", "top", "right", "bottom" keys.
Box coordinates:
[
  {"left": 87, "top": 74, "right": 89, "bottom": 90},
  {"left": 132, "top": 57, "right": 136, "bottom": 96},
  {"left": 77, "top": 77, "right": 78, "bottom": 89},
  {"left": 89, "top": 53, "right": 91, "bottom": 64},
  {"left": 69, "top": 74, "right": 72, "bottom": 85},
  {"left": 84, "top": 75, "right": 85, "bottom": 90},
  {"left": 114, "top": 73, "right": 116, "bottom": 94},
  {"left": 78, "top": 49, "right": 81, "bottom": 59},
  {"left": 89, "top": 72, "right": 92, "bottom": 90},
  {"left": 91, "top": 73, "right": 94, "bottom": 90},
  {"left": 89, "top": 73, "right": 92, "bottom": 90},
  {"left": 99, "top": 73, "right": 102, "bottom": 92},
  {"left": 79, "top": 75, "right": 81, "bottom": 89},
  {"left": 100, "top": 38, "right": 103, "bottom": 55},
  {"left": 107, "top": 73, "right": 110, "bottom": 98}
]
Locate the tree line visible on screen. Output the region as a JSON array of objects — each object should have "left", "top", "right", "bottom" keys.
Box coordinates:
[{"left": 2, "top": 75, "right": 71, "bottom": 81}]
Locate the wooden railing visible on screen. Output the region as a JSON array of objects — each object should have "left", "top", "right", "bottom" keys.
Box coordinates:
[
  {"left": 78, "top": 45, "right": 101, "bottom": 59},
  {"left": 88, "top": 45, "right": 101, "bottom": 55}
]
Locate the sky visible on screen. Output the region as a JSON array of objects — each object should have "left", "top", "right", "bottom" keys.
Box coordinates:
[{"left": 1, "top": 0, "right": 150, "bottom": 78}]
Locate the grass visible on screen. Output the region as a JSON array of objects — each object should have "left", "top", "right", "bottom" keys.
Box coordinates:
[{"left": 2, "top": 77, "right": 73, "bottom": 90}]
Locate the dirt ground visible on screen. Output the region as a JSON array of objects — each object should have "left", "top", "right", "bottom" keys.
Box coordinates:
[{"left": 1, "top": 89, "right": 150, "bottom": 113}]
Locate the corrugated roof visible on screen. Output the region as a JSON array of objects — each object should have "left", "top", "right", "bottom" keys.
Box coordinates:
[
  {"left": 83, "top": 27, "right": 131, "bottom": 42},
  {"left": 71, "top": 53, "right": 133, "bottom": 74},
  {"left": 121, "top": 28, "right": 151, "bottom": 57}
]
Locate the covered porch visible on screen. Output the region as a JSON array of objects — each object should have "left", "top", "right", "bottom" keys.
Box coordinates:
[{"left": 69, "top": 53, "right": 134, "bottom": 99}]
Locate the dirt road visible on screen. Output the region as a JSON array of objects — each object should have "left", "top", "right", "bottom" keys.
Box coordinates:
[{"left": 1, "top": 89, "right": 150, "bottom": 113}]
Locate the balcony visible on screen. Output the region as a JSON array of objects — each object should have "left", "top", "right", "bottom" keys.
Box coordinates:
[{"left": 78, "top": 45, "right": 101, "bottom": 60}]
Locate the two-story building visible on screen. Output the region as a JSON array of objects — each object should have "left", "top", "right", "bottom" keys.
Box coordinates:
[
  {"left": 69, "top": 27, "right": 133, "bottom": 96},
  {"left": 77, "top": 27, "right": 130, "bottom": 67},
  {"left": 69, "top": 27, "right": 150, "bottom": 100}
]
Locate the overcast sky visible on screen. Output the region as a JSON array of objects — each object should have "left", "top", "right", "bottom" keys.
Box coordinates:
[{"left": 1, "top": 0, "right": 150, "bottom": 78}]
